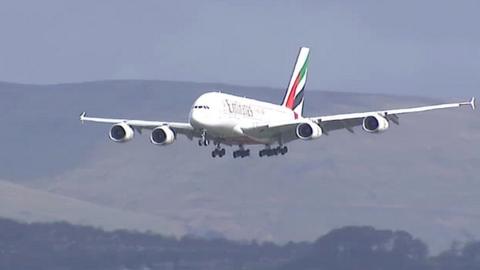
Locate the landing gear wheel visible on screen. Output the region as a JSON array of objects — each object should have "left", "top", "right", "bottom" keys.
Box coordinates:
[
  {"left": 234, "top": 149, "right": 250, "bottom": 158},
  {"left": 212, "top": 147, "right": 225, "bottom": 158},
  {"left": 199, "top": 138, "right": 209, "bottom": 146}
]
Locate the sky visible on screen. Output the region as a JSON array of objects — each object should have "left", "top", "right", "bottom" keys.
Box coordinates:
[{"left": 0, "top": 0, "right": 478, "bottom": 97}]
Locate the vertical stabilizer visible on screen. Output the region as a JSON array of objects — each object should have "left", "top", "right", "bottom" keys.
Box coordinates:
[{"left": 282, "top": 47, "right": 310, "bottom": 117}]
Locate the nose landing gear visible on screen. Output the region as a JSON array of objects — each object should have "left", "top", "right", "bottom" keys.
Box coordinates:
[
  {"left": 199, "top": 139, "right": 210, "bottom": 146},
  {"left": 198, "top": 130, "right": 210, "bottom": 146}
]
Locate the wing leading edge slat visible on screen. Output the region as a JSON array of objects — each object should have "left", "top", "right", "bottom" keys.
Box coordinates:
[
  {"left": 312, "top": 98, "right": 474, "bottom": 133},
  {"left": 79, "top": 112, "right": 195, "bottom": 137}
]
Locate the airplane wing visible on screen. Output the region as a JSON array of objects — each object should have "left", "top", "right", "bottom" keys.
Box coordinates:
[
  {"left": 311, "top": 97, "right": 475, "bottom": 133},
  {"left": 241, "top": 97, "right": 475, "bottom": 140},
  {"left": 79, "top": 112, "right": 196, "bottom": 138}
]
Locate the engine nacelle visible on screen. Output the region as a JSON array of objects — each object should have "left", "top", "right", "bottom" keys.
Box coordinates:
[
  {"left": 362, "top": 115, "right": 389, "bottom": 133},
  {"left": 296, "top": 121, "right": 323, "bottom": 140},
  {"left": 109, "top": 123, "right": 134, "bottom": 142},
  {"left": 150, "top": 126, "right": 176, "bottom": 146}
]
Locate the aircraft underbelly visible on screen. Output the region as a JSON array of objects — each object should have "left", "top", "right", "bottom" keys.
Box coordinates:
[{"left": 206, "top": 119, "right": 273, "bottom": 145}]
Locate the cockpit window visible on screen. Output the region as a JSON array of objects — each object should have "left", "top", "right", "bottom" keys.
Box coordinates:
[{"left": 194, "top": 105, "right": 210, "bottom": 109}]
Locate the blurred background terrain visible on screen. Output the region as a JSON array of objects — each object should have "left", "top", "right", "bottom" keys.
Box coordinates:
[{"left": 0, "top": 80, "right": 478, "bottom": 254}]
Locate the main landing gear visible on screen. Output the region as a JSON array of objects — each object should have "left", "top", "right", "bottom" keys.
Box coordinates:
[
  {"left": 211, "top": 142, "right": 226, "bottom": 158},
  {"left": 259, "top": 146, "right": 288, "bottom": 157},
  {"left": 211, "top": 148, "right": 226, "bottom": 158},
  {"left": 233, "top": 146, "right": 250, "bottom": 158}
]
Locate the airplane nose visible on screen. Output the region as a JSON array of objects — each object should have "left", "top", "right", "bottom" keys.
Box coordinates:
[
  {"left": 189, "top": 110, "right": 199, "bottom": 126},
  {"left": 190, "top": 109, "right": 209, "bottom": 128}
]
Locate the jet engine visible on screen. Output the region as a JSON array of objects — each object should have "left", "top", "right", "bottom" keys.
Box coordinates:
[
  {"left": 362, "top": 115, "right": 389, "bottom": 133},
  {"left": 109, "top": 123, "right": 134, "bottom": 142},
  {"left": 296, "top": 121, "right": 323, "bottom": 140},
  {"left": 150, "top": 126, "right": 176, "bottom": 145}
]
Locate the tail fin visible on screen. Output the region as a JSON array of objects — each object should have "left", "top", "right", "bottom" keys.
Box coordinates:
[{"left": 282, "top": 47, "right": 310, "bottom": 117}]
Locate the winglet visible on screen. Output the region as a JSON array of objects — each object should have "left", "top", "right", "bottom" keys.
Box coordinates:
[
  {"left": 460, "top": 97, "right": 475, "bottom": 111},
  {"left": 80, "top": 112, "right": 86, "bottom": 123}
]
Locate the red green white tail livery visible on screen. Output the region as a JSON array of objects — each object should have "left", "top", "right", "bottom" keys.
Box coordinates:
[{"left": 282, "top": 47, "right": 309, "bottom": 117}]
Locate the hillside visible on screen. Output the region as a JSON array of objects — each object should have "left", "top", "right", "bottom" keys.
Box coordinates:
[
  {"left": 0, "top": 80, "right": 478, "bottom": 252},
  {"left": 0, "top": 179, "right": 183, "bottom": 236}
]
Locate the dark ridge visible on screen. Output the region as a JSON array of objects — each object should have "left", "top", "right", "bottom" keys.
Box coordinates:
[{"left": 0, "top": 217, "right": 478, "bottom": 270}]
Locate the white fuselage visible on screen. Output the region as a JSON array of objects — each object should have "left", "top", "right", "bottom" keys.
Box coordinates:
[{"left": 189, "top": 92, "right": 298, "bottom": 145}]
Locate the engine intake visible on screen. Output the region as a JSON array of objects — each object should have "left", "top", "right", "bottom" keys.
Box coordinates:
[
  {"left": 150, "top": 126, "right": 176, "bottom": 145},
  {"left": 109, "top": 123, "right": 134, "bottom": 142},
  {"left": 362, "top": 115, "right": 389, "bottom": 133},
  {"left": 296, "top": 122, "right": 322, "bottom": 140}
]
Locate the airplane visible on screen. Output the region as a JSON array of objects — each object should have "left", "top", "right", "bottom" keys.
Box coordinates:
[{"left": 80, "top": 47, "right": 476, "bottom": 158}]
